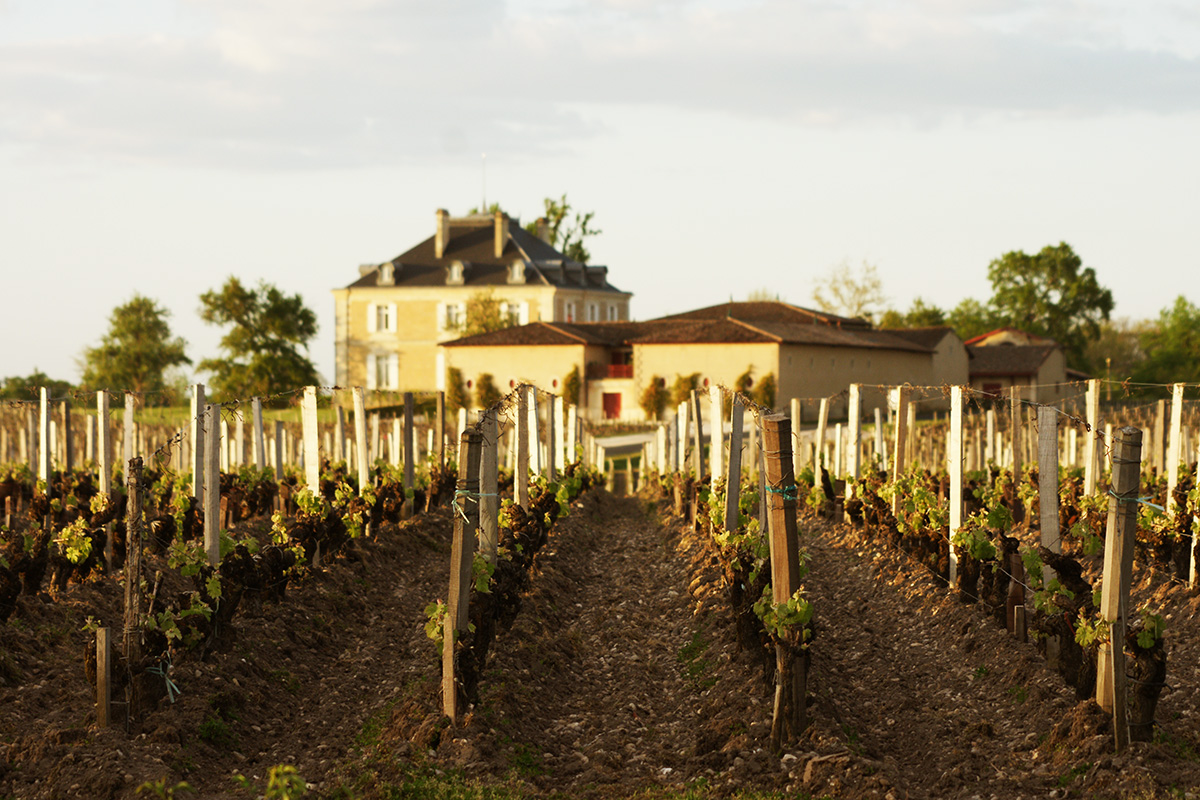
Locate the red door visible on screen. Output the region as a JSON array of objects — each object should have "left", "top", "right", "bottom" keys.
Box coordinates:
[{"left": 602, "top": 392, "right": 621, "bottom": 420}]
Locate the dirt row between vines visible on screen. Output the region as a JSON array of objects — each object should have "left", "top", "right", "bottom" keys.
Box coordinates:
[{"left": 4, "top": 488, "right": 1200, "bottom": 799}]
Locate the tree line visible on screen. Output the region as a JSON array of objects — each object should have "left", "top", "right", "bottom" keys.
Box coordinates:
[{"left": 1, "top": 278, "right": 319, "bottom": 407}]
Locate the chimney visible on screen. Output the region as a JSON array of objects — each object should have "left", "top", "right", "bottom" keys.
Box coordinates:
[
  {"left": 435, "top": 208, "right": 450, "bottom": 259},
  {"left": 493, "top": 210, "right": 508, "bottom": 259},
  {"left": 535, "top": 216, "right": 552, "bottom": 245}
]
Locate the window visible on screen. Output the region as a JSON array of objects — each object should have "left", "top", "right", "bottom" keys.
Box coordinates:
[
  {"left": 367, "top": 353, "right": 399, "bottom": 391},
  {"left": 367, "top": 303, "right": 397, "bottom": 333},
  {"left": 378, "top": 263, "right": 394, "bottom": 285},
  {"left": 505, "top": 302, "right": 523, "bottom": 325},
  {"left": 607, "top": 304, "right": 617, "bottom": 321},
  {"left": 565, "top": 302, "right": 576, "bottom": 322},
  {"left": 588, "top": 303, "right": 598, "bottom": 322},
  {"left": 444, "top": 303, "right": 464, "bottom": 330}
]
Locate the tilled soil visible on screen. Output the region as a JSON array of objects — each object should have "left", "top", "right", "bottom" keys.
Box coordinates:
[{"left": 2, "top": 488, "right": 1200, "bottom": 799}]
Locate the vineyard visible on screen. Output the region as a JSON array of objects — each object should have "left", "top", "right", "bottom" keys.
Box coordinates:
[{"left": 1, "top": 380, "right": 1200, "bottom": 799}]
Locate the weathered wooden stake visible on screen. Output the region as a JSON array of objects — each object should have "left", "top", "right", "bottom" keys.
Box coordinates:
[
  {"left": 191, "top": 384, "right": 206, "bottom": 501},
  {"left": 890, "top": 387, "right": 910, "bottom": 514},
  {"left": 1084, "top": 379, "right": 1100, "bottom": 495},
  {"left": 724, "top": 395, "right": 745, "bottom": 532},
  {"left": 443, "top": 429, "right": 482, "bottom": 723},
  {"left": 436, "top": 391, "right": 446, "bottom": 470},
  {"left": 948, "top": 386, "right": 964, "bottom": 585},
  {"left": 1166, "top": 383, "right": 1184, "bottom": 515},
  {"left": 353, "top": 388, "right": 370, "bottom": 497},
  {"left": 252, "top": 398, "right": 266, "bottom": 470},
  {"left": 789, "top": 398, "right": 802, "bottom": 481},
  {"left": 96, "top": 627, "right": 111, "bottom": 727},
  {"left": 302, "top": 387, "right": 320, "bottom": 496},
  {"left": 1096, "top": 427, "right": 1142, "bottom": 754},
  {"left": 516, "top": 387, "right": 530, "bottom": 509},
  {"left": 709, "top": 385, "right": 724, "bottom": 488},
  {"left": 204, "top": 404, "right": 221, "bottom": 565},
  {"left": 1038, "top": 405, "right": 1062, "bottom": 665},
  {"left": 479, "top": 409, "right": 499, "bottom": 564},
  {"left": 690, "top": 390, "right": 704, "bottom": 480},
  {"left": 124, "top": 456, "right": 144, "bottom": 723}
]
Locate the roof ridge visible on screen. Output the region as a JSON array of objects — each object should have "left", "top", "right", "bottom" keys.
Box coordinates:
[{"left": 727, "top": 317, "right": 783, "bottom": 343}]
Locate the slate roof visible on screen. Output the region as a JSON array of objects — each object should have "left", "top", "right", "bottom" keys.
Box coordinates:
[
  {"left": 967, "top": 344, "right": 1057, "bottom": 377},
  {"left": 346, "top": 219, "right": 627, "bottom": 294}
]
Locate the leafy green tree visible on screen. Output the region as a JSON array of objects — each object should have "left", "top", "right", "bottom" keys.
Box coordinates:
[
  {"left": 445, "top": 367, "right": 468, "bottom": 414},
  {"left": 475, "top": 373, "right": 502, "bottom": 409},
  {"left": 0, "top": 369, "right": 74, "bottom": 402},
  {"left": 946, "top": 297, "right": 1001, "bottom": 343},
  {"left": 562, "top": 365, "right": 582, "bottom": 408},
  {"left": 639, "top": 376, "right": 669, "bottom": 421},
  {"left": 81, "top": 294, "right": 190, "bottom": 403},
  {"left": 198, "top": 278, "right": 319, "bottom": 403},
  {"left": 811, "top": 260, "right": 887, "bottom": 322},
  {"left": 1133, "top": 296, "right": 1200, "bottom": 385},
  {"left": 879, "top": 297, "right": 947, "bottom": 329},
  {"left": 1083, "top": 318, "right": 1150, "bottom": 386},
  {"left": 670, "top": 373, "right": 702, "bottom": 408},
  {"left": 524, "top": 194, "right": 601, "bottom": 264},
  {"left": 986, "top": 242, "right": 1113, "bottom": 369},
  {"left": 751, "top": 373, "right": 777, "bottom": 409},
  {"left": 453, "top": 289, "right": 518, "bottom": 338}
]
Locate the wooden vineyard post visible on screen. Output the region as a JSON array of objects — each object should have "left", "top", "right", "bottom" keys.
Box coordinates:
[
  {"left": 789, "top": 399, "right": 802, "bottom": 480},
  {"left": 302, "top": 387, "right": 320, "bottom": 496},
  {"left": 436, "top": 391, "right": 446, "bottom": 470},
  {"left": 567, "top": 403, "right": 579, "bottom": 464},
  {"left": 724, "top": 395, "right": 745, "bottom": 532},
  {"left": 815, "top": 397, "right": 829, "bottom": 492},
  {"left": 1084, "top": 379, "right": 1100, "bottom": 496},
  {"left": 335, "top": 405, "right": 346, "bottom": 463},
  {"left": 191, "top": 384, "right": 206, "bottom": 502},
  {"left": 97, "top": 391, "right": 114, "bottom": 569},
  {"left": 124, "top": 456, "right": 144, "bottom": 724},
  {"left": 1166, "top": 383, "right": 1184, "bottom": 515},
  {"left": 96, "top": 627, "right": 111, "bottom": 727},
  {"left": 1096, "top": 427, "right": 1142, "bottom": 753},
  {"left": 479, "top": 409, "right": 499, "bottom": 564},
  {"left": 762, "top": 413, "right": 807, "bottom": 749},
  {"left": 891, "top": 387, "right": 910, "bottom": 514},
  {"left": 251, "top": 397, "right": 266, "bottom": 470},
  {"left": 546, "top": 394, "right": 558, "bottom": 482},
  {"left": 656, "top": 424, "right": 667, "bottom": 476},
  {"left": 352, "top": 387, "right": 370, "bottom": 493},
  {"left": 985, "top": 408, "right": 996, "bottom": 467},
  {"left": 1010, "top": 386, "right": 1023, "bottom": 519},
  {"left": 527, "top": 387, "right": 541, "bottom": 476},
  {"left": 873, "top": 407, "right": 883, "bottom": 467},
  {"left": 204, "top": 403, "right": 221, "bottom": 566},
  {"left": 846, "top": 385, "right": 861, "bottom": 521},
  {"left": 948, "top": 386, "right": 964, "bottom": 586},
  {"left": 554, "top": 395, "right": 566, "bottom": 474},
  {"left": 38, "top": 388, "right": 51, "bottom": 485},
  {"left": 516, "top": 387, "right": 530, "bottom": 509},
  {"left": 709, "top": 385, "right": 724, "bottom": 489},
  {"left": 690, "top": 389, "right": 704, "bottom": 480},
  {"left": 676, "top": 401, "right": 688, "bottom": 473},
  {"left": 403, "top": 392, "right": 415, "bottom": 502},
  {"left": 1153, "top": 399, "right": 1166, "bottom": 476},
  {"left": 443, "top": 429, "right": 482, "bottom": 723},
  {"left": 370, "top": 412, "right": 381, "bottom": 464},
  {"left": 233, "top": 405, "right": 246, "bottom": 466},
  {"left": 273, "top": 420, "right": 284, "bottom": 481},
  {"left": 1037, "top": 405, "right": 1062, "bottom": 665},
  {"left": 60, "top": 398, "right": 73, "bottom": 475}
]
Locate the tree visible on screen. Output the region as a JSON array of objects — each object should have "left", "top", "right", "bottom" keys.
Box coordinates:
[
  {"left": 639, "top": 376, "right": 669, "bottom": 421},
  {"left": 751, "top": 373, "right": 777, "bottom": 409},
  {"left": 811, "top": 260, "right": 887, "bottom": 322},
  {"left": 562, "top": 365, "right": 582, "bottom": 408},
  {"left": 735, "top": 367, "right": 754, "bottom": 394},
  {"left": 445, "top": 368, "right": 468, "bottom": 415},
  {"left": 198, "top": 278, "right": 319, "bottom": 403},
  {"left": 879, "top": 297, "right": 947, "bottom": 329},
  {"left": 524, "top": 194, "right": 601, "bottom": 264},
  {"left": 475, "top": 373, "right": 502, "bottom": 409},
  {"left": 1083, "top": 318, "right": 1151, "bottom": 386},
  {"left": 986, "top": 242, "right": 1113, "bottom": 369},
  {"left": 454, "top": 289, "right": 518, "bottom": 337},
  {"left": 1, "top": 369, "right": 74, "bottom": 402},
  {"left": 670, "top": 373, "right": 701, "bottom": 408},
  {"left": 746, "top": 288, "right": 784, "bottom": 302},
  {"left": 1133, "top": 297, "right": 1200, "bottom": 386},
  {"left": 81, "top": 294, "right": 190, "bottom": 404},
  {"left": 945, "top": 297, "right": 1001, "bottom": 343}
]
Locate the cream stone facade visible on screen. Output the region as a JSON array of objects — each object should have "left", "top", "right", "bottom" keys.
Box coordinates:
[{"left": 332, "top": 209, "right": 631, "bottom": 397}]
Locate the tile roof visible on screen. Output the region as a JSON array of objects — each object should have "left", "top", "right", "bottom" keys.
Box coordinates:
[
  {"left": 346, "top": 220, "right": 627, "bottom": 294},
  {"left": 883, "top": 326, "right": 956, "bottom": 350},
  {"left": 658, "top": 301, "right": 871, "bottom": 329},
  {"left": 967, "top": 344, "right": 1057, "bottom": 377}
]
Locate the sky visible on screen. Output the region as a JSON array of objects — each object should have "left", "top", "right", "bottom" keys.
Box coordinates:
[{"left": 4, "top": 0, "right": 1200, "bottom": 388}]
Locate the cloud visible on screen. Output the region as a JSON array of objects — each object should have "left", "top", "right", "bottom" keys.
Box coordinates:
[{"left": 2, "top": 0, "right": 1198, "bottom": 170}]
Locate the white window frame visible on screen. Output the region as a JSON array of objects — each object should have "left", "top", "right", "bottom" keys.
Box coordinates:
[{"left": 367, "top": 302, "right": 397, "bottom": 334}]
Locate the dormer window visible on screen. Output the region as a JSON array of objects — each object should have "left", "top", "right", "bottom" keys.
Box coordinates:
[
  {"left": 447, "top": 261, "right": 465, "bottom": 285},
  {"left": 378, "top": 263, "right": 395, "bottom": 285},
  {"left": 508, "top": 260, "right": 526, "bottom": 285}
]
